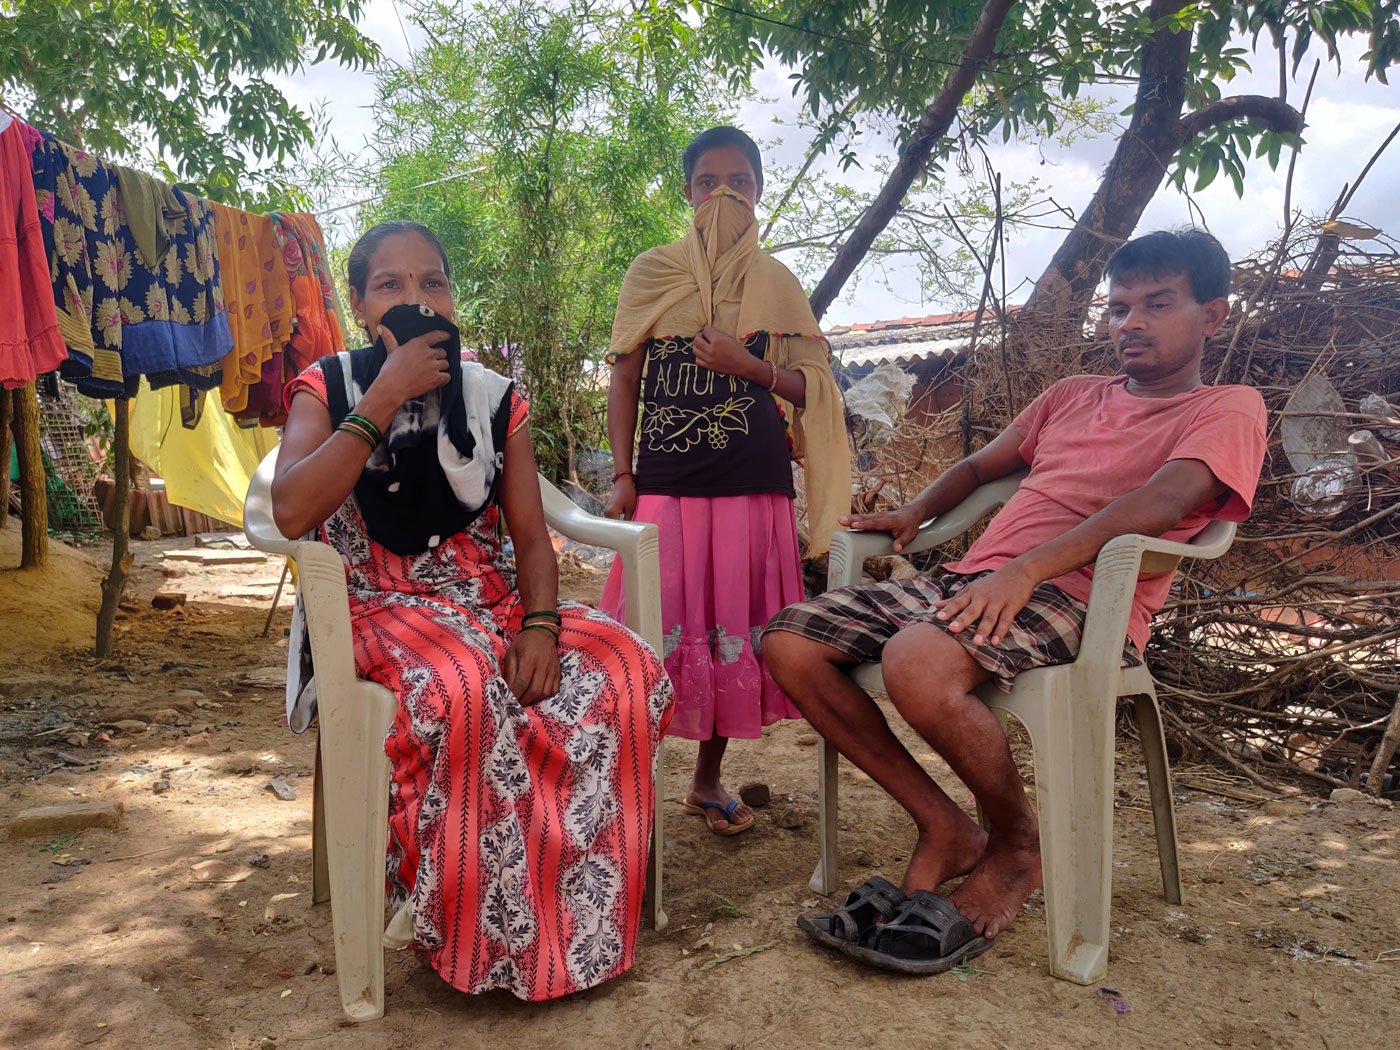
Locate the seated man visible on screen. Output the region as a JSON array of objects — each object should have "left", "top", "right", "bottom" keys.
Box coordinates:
[{"left": 762, "top": 228, "right": 1267, "bottom": 974}]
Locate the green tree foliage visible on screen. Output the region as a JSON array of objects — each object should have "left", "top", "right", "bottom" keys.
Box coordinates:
[
  {"left": 362, "top": 0, "right": 724, "bottom": 480},
  {"left": 703, "top": 1, "right": 1397, "bottom": 192},
  {"left": 0, "top": 0, "right": 379, "bottom": 203},
  {"left": 699, "top": 1, "right": 1400, "bottom": 317}
]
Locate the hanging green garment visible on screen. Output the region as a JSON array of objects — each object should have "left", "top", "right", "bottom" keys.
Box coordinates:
[{"left": 111, "top": 164, "right": 184, "bottom": 270}]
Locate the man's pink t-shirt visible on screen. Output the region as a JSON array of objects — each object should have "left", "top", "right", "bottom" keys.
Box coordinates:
[{"left": 945, "top": 375, "right": 1268, "bottom": 652}]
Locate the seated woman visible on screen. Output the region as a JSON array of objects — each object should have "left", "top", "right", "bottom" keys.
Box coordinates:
[{"left": 271, "top": 220, "right": 674, "bottom": 1001}]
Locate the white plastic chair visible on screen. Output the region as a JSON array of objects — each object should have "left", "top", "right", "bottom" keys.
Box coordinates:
[
  {"left": 243, "top": 446, "right": 666, "bottom": 1021},
  {"left": 810, "top": 469, "right": 1236, "bottom": 985}
]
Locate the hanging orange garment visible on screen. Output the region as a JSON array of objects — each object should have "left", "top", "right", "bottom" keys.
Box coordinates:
[
  {"left": 0, "top": 117, "right": 67, "bottom": 388},
  {"left": 210, "top": 203, "right": 295, "bottom": 413}
]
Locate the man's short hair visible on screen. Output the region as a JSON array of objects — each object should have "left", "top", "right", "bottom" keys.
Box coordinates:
[
  {"left": 682, "top": 126, "right": 764, "bottom": 191},
  {"left": 1105, "top": 228, "right": 1231, "bottom": 303}
]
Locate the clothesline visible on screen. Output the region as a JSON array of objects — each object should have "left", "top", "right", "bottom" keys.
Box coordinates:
[
  {"left": 2, "top": 111, "right": 347, "bottom": 430},
  {"left": 313, "top": 166, "right": 482, "bottom": 218}
]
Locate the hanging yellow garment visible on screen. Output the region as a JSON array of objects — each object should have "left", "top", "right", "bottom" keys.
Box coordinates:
[{"left": 126, "top": 379, "right": 278, "bottom": 527}]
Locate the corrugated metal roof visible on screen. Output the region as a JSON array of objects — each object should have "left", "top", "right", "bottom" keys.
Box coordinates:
[
  {"left": 834, "top": 331, "right": 972, "bottom": 368},
  {"left": 827, "top": 306, "right": 1035, "bottom": 369},
  {"left": 829, "top": 316, "right": 983, "bottom": 369}
]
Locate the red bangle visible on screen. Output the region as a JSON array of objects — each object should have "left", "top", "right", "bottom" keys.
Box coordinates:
[{"left": 611, "top": 469, "right": 634, "bottom": 484}]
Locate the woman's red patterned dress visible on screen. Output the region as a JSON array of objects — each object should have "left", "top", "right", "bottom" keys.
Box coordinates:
[{"left": 289, "top": 364, "right": 674, "bottom": 1000}]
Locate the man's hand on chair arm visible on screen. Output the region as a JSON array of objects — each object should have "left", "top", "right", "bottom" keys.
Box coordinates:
[
  {"left": 935, "top": 459, "right": 1229, "bottom": 647},
  {"left": 839, "top": 425, "right": 1031, "bottom": 553}
]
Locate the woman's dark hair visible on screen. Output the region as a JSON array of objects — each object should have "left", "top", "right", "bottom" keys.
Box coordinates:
[
  {"left": 346, "top": 220, "right": 451, "bottom": 296},
  {"left": 1105, "top": 228, "right": 1231, "bottom": 303},
  {"left": 682, "top": 126, "right": 764, "bottom": 191}
]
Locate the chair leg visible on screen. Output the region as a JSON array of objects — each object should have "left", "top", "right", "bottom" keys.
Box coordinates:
[
  {"left": 810, "top": 737, "right": 840, "bottom": 894},
  {"left": 645, "top": 740, "right": 668, "bottom": 930},
  {"left": 312, "top": 736, "right": 330, "bottom": 906},
  {"left": 1133, "top": 690, "right": 1184, "bottom": 906},
  {"left": 1016, "top": 685, "right": 1115, "bottom": 986},
  {"left": 321, "top": 680, "right": 396, "bottom": 1023}
]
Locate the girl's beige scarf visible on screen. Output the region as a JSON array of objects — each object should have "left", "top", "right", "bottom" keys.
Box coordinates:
[{"left": 610, "top": 189, "right": 851, "bottom": 555}]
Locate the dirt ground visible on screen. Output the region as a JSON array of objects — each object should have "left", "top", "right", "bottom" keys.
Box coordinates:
[{"left": 1, "top": 523, "right": 1397, "bottom": 1050}]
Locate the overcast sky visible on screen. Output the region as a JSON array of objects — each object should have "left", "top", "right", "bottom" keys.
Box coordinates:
[{"left": 274, "top": 2, "right": 1400, "bottom": 327}]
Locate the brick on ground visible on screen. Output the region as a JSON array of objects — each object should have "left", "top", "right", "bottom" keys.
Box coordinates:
[{"left": 8, "top": 801, "right": 124, "bottom": 839}]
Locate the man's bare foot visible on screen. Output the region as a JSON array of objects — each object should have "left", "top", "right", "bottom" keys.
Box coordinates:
[
  {"left": 685, "top": 786, "right": 752, "bottom": 833},
  {"left": 900, "top": 822, "right": 988, "bottom": 895},
  {"left": 947, "top": 829, "right": 1043, "bottom": 938}
]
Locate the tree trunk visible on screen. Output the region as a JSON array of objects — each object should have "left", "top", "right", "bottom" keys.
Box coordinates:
[
  {"left": 0, "top": 387, "right": 12, "bottom": 530},
  {"left": 1025, "top": 1, "right": 1304, "bottom": 324},
  {"left": 1023, "top": 0, "right": 1191, "bottom": 322},
  {"left": 11, "top": 384, "right": 47, "bottom": 568},
  {"left": 807, "top": 0, "right": 1016, "bottom": 321},
  {"left": 96, "top": 398, "right": 132, "bottom": 658}
]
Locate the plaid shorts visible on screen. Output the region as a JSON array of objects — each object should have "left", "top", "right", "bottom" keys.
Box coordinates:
[{"left": 763, "top": 571, "right": 1140, "bottom": 690}]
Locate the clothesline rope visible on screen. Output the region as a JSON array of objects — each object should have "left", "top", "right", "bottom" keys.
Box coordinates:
[{"left": 313, "top": 167, "right": 482, "bottom": 218}]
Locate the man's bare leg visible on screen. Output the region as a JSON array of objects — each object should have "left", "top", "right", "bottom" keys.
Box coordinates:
[
  {"left": 763, "top": 630, "right": 986, "bottom": 890},
  {"left": 881, "top": 623, "right": 1043, "bottom": 938}
]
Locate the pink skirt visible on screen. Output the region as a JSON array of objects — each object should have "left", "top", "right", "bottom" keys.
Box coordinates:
[{"left": 600, "top": 493, "right": 805, "bottom": 741}]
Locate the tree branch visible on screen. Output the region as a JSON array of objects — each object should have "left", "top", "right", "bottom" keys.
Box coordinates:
[
  {"left": 807, "top": 0, "right": 1016, "bottom": 321},
  {"left": 1176, "top": 94, "right": 1303, "bottom": 145},
  {"left": 761, "top": 96, "right": 858, "bottom": 243}
]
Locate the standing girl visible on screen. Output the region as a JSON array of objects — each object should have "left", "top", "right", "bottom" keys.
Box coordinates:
[{"left": 602, "top": 127, "right": 850, "bottom": 835}]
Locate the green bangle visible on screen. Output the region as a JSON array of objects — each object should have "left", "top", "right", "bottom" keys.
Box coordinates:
[
  {"left": 344, "top": 412, "right": 383, "bottom": 444},
  {"left": 337, "top": 420, "right": 377, "bottom": 449},
  {"left": 523, "top": 609, "right": 562, "bottom": 623},
  {"left": 520, "top": 623, "right": 560, "bottom": 643}
]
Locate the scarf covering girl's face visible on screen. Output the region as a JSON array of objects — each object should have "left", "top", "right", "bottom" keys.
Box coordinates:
[
  {"left": 352, "top": 231, "right": 455, "bottom": 339},
  {"left": 685, "top": 144, "right": 761, "bottom": 208}
]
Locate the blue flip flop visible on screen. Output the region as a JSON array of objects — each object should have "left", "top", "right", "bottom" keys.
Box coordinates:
[{"left": 683, "top": 798, "right": 755, "bottom": 835}]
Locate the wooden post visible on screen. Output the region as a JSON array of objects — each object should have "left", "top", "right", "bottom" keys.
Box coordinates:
[
  {"left": 11, "top": 384, "right": 47, "bottom": 567},
  {"left": 0, "top": 387, "right": 13, "bottom": 530},
  {"left": 95, "top": 397, "right": 132, "bottom": 657}
]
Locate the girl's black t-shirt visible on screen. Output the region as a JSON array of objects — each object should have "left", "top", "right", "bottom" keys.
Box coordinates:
[{"left": 634, "top": 332, "right": 794, "bottom": 498}]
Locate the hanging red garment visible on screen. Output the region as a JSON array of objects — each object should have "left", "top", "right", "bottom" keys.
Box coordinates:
[
  {"left": 272, "top": 211, "right": 346, "bottom": 377},
  {"left": 0, "top": 117, "right": 67, "bottom": 389},
  {"left": 230, "top": 211, "right": 345, "bottom": 426}
]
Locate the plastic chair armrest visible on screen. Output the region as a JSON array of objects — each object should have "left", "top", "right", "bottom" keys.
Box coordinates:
[
  {"left": 537, "top": 473, "right": 648, "bottom": 556},
  {"left": 537, "top": 474, "right": 662, "bottom": 652},
  {"left": 1075, "top": 519, "right": 1237, "bottom": 681},
  {"left": 826, "top": 470, "right": 1027, "bottom": 591}
]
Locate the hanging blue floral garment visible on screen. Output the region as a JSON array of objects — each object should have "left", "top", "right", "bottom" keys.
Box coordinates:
[
  {"left": 26, "top": 128, "right": 231, "bottom": 398},
  {"left": 25, "top": 126, "right": 132, "bottom": 397}
]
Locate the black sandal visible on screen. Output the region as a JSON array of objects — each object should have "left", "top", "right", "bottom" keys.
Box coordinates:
[
  {"left": 843, "top": 890, "right": 992, "bottom": 975},
  {"left": 795, "top": 876, "right": 907, "bottom": 952}
]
